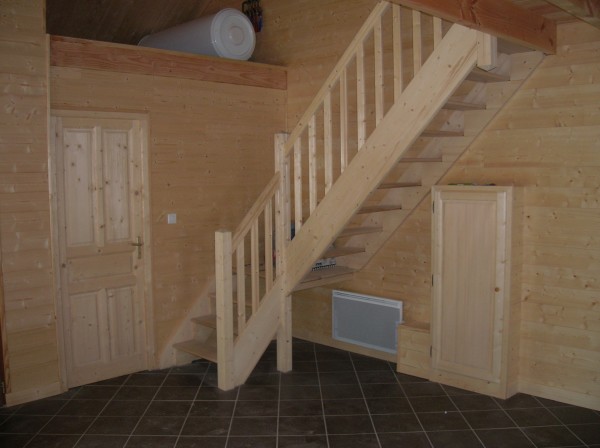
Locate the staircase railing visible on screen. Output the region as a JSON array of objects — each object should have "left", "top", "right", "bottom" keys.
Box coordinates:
[{"left": 214, "top": 1, "right": 488, "bottom": 389}]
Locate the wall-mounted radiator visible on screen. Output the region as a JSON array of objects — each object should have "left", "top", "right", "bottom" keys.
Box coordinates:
[{"left": 332, "top": 290, "right": 403, "bottom": 354}]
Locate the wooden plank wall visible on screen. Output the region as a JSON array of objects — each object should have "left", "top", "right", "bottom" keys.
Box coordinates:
[
  {"left": 50, "top": 57, "right": 286, "bottom": 364},
  {"left": 0, "top": 0, "right": 63, "bottom": 405}
]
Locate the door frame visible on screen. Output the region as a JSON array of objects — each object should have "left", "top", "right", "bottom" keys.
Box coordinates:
[{"left": 49, "top": 109, "right": 154, "bottom": 391}]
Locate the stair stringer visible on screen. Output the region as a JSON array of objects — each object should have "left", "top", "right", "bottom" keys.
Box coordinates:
[
  {"left": 341, "top": 50, "right": 545, "bottom": 272},
  {"left": 283, "top": 24, "right": 481, "bottom": 295}
]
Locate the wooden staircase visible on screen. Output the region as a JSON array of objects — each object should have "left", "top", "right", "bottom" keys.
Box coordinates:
[{"left": 172, "top": 2, "right": 543, "bottom": 390}]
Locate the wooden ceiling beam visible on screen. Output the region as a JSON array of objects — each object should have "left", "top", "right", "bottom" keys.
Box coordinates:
[
  {"left": 387, "top": 0, "right": 557, "bottom": 54},
  {"left": 544, "top": 0, "right": 600, "bottom": 29}
]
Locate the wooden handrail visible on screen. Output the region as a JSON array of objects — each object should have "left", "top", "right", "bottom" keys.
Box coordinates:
[{"left": 232, "top": 173, "right": 280, "bottom": 249}]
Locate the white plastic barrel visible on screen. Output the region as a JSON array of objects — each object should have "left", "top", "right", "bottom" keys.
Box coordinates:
[{"left": 138, "top": 9, "right": 255, "bottom": 60}]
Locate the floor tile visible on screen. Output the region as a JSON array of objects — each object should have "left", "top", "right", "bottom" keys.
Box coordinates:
[
  {"left": 226, "top": 435, "right": 277, "bottom": 448},
  {"left": 180, "top": 416, "right": 231, "bottom": 436},
  {"left": 125, "top": 373, "right": 167, "bottom": 387},
  {"left": 278, "top": 435, "right": 328, "bottom": 447},
  {"left": 372, "top": 413, "right": 422, "bottom": 432},
  {"left": 427, "top": 429, "right": 484, "bottom": 448},
  {"left": 133, "top": 416, "right": 186, "bottom": 436},
  {"left": 234, "top": 400, "right": 279, "bottom": 417},
  {"left": 280, "top": 385, "right": 321, "bottom": 400},
  {"left": 476, "top": 428, "right": 536, "bottom": 448},
  {"left": 462, "top": 409, "right": 516, "bottom": 429},
  {"left": 39, "top": 415, "right": 94, "bottom": 434},
  {"left": 101, "top": 400, "right": 150, "bottom": 417},
  {"left": 403, "top": 382, "right": 446, "bottom": 397},
  {"left": 144, "top": 400, "right": 191, "bottom": 416},
  {"left": 366, "top": 396, "right": 412, "bottom": 414},
  {"left": 280, "top": 372, "right": 318, "bottom": 386},
  {"left": 86, "top": 416, "right": 139, "bottom": 435},
  {"left": 24, "top": 434, "right": 80, "bottom": 448},
  {"left": 162, "top": 374, "right": 204, "bottom": 388},
  {"left": 15, "top": 399, "right": 67, "bottom": 415},
  {"left": 175, "top": 436, "right": 227, "bottom": 448},
  {"left": 125, "top": 435, "right": 177, "bottom": 447},
  {"left": 451, "top": 394, "right": 500, "bottom": 411},
  {"left": 409, "top": 395, "right": 456, "bottom": 413},
  {"left": 325, "top": 414, "right": 375, "bottom": 434},
  {"left": 361, "top": 383, "right": 404, "bottom": 398},
  {"left": 323, "top": 398, "right": 368, "bottom": 415},
  {"left": 522, "top": 425, "right": 584, "bottom": 447},
  {"left": 194, "top": 387, "right": 238, "bottom": 401},
  {"left": 279, "top": 400, "right": 323, "bottom": 417},
  {"left": 75, "top": 386, "right": 119, "bottom": 400},
  {"left": 494, "top": 394, "right": 541, "bottom": 409},
  {"left": 321, "top": 384, "right": 363, "bottom": 400},
  {"left": 378, "top": 432, "right": 431, "bottom": 448},
  {"left": 0, "top": 415, "right": 52, "bottom": 434},
  {"left": 568, "top": 423, "right": 600, "bottom": 445},
  {"left": 189, "top": 401, "right": 235, "bottom": 417},
  {"left": 550, "top": 406, "right": 600, "bottom": 424},
  {"left": 58, "top": 399, "right": 108, "bottom": 416},
  {"left": 278, "top": 415, "right": 326, "bottom": 436},
  {"left": 507, "top": 407, "right": 561, "bottom": 427},
  {"left": 154, "top": 387, "right": 198, "bottom": 401},
  {"left": 319, "top": 371, "right": 359, "bottom": 386},
  {"left": 238, "top": 385, "right": 279, "bottom": 401},
  {"left": 229, "top": 416, "right": 278, "bottom": 436},
  {"left": 113, "top": 386, "right": 158, "bottom": 401},
  {"left": 418, "top": 411, "right": 469, "bottom": 431},
  {"left": 0, "top": 434, "right": 33, "bottom": 448},
  {"left": 328, "top": 433, "right": 380, "bottom": 448},
  {"left": 76, "top": 434, "right": 128, "bottom": 448},
  {"left": 356, "top": 370, "right": 397, "bottom": 384}
]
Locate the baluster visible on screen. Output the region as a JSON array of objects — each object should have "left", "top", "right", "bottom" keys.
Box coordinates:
[
  {"left": 374, "top": 15, "right": 384, "bottom": 125},
  {"left": 264, "top": 200, "right": 273, "bottom": 290},
  {"left": 251, "top": 220, "right": 259, "bottom": 313},
  {"left": 433, "top": 17, "right": 443, "bottom": 48},
  {"left": 324, "top": 92, "right": 333, "bottom": 193},
  {"left": 357, "top": 42, "right": 366, "bottom": 149},
  {"left": 308, "top": 115, "right": 317, "bottom": 214},
  {"left": 340, "top": 70, "right": 348, "bottom": 172},
  {"left": 293, "top": 139, "right": 303, "bottom": 232},
  {"left": 274, "top": 133, "right": 289, "bottom": 279},
  {"left": 393, "top": 4, "right": 403, "bottom": 101},
  {"left": 412, "top": 10, "right": 422, "bottom": 73},
  {"left": 236, "top": 244, "right": 246, "bottom": 334}
]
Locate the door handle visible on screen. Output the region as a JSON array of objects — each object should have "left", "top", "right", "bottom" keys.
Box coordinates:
[{"left": 131, "top": 236, "right": 143, "bottom": 259}]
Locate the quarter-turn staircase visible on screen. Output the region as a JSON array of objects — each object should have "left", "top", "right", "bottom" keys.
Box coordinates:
[{"left": 173, "top": 2, "right": 543, "bottom": 390}]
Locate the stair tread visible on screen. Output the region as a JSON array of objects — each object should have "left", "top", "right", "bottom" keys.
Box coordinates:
[
  {"left": 338, "top": 226, "right": 383, "bottom": 238},
  {"left": 444, "top": 99, "right": 486, "bottom": 111},
  {"left": 191, "top": 314, "right": 217, "bottom": 328},
  {"left": 467, "top": 67, "right": 510, "bottom": 83},
  {"left": 322, "top": 246, "right": 365, "bottom": 258},
  {"left": 399, "top": 157, "right": 443, "bottom": 163},
  {"left": 378, "top": 182, "right": 422, "bottom": 189},
  {"left": 173, "top": 339, "right": 218, "bottom": 363},
  {"left": 421, "top": 129, "right": 463, "bottom": 138},
  {"left": 295, "top": 266, "right": 356, "bottom": 291},
  {"left": 358, "top": 204, "right": 403, "bottom": 214}
]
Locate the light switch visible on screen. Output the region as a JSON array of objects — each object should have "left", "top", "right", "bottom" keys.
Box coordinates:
[{"left": 167, "top": 213, "right": 177, "bottom": 224}]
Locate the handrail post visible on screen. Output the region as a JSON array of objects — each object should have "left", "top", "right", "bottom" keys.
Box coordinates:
[
  {"left": 274, "top": 133, "right": 292, "bottom": 372},
  {"left": 215, "top": 230, "right": 235, "bottom": 390}
]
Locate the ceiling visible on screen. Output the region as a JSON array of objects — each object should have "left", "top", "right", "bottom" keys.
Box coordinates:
[{"left": 46, "top": 0, "right": 580, "bottom": 47}]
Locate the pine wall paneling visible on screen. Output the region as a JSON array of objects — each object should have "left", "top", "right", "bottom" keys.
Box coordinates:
[{"left": 0, "top": 0, "right": 62, "bottom": 405}]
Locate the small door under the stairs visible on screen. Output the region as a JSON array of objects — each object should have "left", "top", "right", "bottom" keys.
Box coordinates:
[{"left": 52, "top": 112, "right": 150, "bottom": 388}]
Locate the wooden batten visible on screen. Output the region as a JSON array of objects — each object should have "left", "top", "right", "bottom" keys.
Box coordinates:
[{"left": 50, "top": 36, "right": 287, "bottom": 90}]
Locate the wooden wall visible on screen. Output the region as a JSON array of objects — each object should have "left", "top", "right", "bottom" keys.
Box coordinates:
[
  {"left": 0, "top": 0, "right": 63, "bottom": 405},
  {"left": 50, "top": 61, "right": 286, "bottom": 363},
  {"left": 263, "top": 0, "right": 598, "bottom": 408}
]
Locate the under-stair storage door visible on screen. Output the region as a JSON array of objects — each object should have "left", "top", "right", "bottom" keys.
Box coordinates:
[
  {"left": 53, "top": 114, "right": 148, "bottom": 388},
  {"left": 431, "top": 186, "right": 513, "bottom": 397}
]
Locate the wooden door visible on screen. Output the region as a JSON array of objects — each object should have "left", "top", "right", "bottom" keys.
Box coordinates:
[
  {"left": 431, "top": 186, "right": 511, "bottom": 384},
  {"left": 53, "top": 114, "right": 148, "bottom": 388}
]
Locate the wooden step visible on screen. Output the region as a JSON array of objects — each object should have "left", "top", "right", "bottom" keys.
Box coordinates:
[
  {"left": 338, "top": 226, "right": 383, "bottom": 238},
  {"left": 358, "top": 204, "right": 403, "bottom": 214},
  {"left": 322, "top": 246, "right": 365, "bottom": 258},
  {"left": 173, "top": 338, "right": 218, "bottom": 363},
  {"left": 191, "top": 314, "right": 217, "bottom": 328},
  {"left": 399, "top": 157, "right": 443, "bottom": 163},
  {"left": 378, "top": 182, "right": 421, "bottom": 189},
  {"left": 467, "top": 67, "right": 510, "bottom": 83},
  {"left": 444, "top": 99, "right": 486, "bottom": 111},
  {"left": 421, "top": 129, "right": 463, "bottom": 138},
  {"left": 295, "top": 266, "right": 356, "bottom": 291}
]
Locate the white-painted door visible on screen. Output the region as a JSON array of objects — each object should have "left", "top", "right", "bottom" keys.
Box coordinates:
[{"left": 53, "top": 114, "right": 148, "bottom": 387}]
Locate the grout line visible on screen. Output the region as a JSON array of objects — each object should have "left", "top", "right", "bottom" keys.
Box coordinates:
[
  {"left": 314, "top": 342, "right": 331, "bottom": 448},
  {"left": 445, "top": 390, "right": 486, "bottom": 447},
  {"left": 394, "top": 370, "right": 435, "bottom": 448},
  {"left": 173, "top": 360, "right": 211, "bottom": 447},
  {"left": 223, "top": 374, "right": 241, "bottom": 448},
  {"left": 350, "top": 353, "right": 383, "bottom": 448}
]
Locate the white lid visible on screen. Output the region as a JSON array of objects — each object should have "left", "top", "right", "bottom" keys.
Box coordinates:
[{"left": 211, "top": 8, "right": 256, "bottom": 60}]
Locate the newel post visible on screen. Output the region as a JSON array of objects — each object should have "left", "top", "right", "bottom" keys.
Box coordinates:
[
  {"left": 215, "top": 230, "right": 235, "bottom": 390},
  {"left": 274, "top": 133, "right": 292, "bottom": 372},
  {"left": 476, "top": 31, "right": 498, "bottom": 71}
]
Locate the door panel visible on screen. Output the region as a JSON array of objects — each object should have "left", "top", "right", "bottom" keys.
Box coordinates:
[{"left": 54, "top": 114, "right": 147, "bottom": 388}]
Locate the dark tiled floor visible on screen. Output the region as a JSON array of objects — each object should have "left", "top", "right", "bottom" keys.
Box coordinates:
[{"left": 1, "top": 339, "right": 599, "bottom": 448}]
